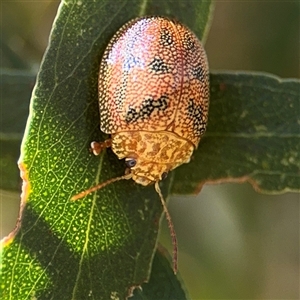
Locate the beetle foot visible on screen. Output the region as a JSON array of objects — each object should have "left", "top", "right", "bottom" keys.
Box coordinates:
[{"left": 90, "top": 139, "right": 112, "bottom": 155}]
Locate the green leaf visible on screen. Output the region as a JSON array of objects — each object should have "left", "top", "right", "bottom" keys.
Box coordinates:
[
  {"left": 0, "top": 0, "right": 212, "bottom": 299},
  {"left": 172, "top": 72, "right": 300, "bottom": 194},
  {"left": 131, "top": 247, "right": 188, "bottom": 300}
]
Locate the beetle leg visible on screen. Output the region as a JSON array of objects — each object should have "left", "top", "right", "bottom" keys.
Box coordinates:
[{"left": 90, "top": 139, "right": 112, "bottom": 156}]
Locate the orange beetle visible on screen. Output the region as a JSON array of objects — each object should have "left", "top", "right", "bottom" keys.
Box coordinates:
[{"left": 73, "top": 16, "right": 210, "bottom": 273}]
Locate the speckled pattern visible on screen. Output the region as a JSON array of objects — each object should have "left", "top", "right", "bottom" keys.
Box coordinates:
[
  {"left": 98, "top": 16, "right": 209, "bottom": 184},
  {"left": 111, "top": 131, "right": 194, "bottom": 185},
  {"left": 99, "top": 16, "right": 209, "bottom": 147}
]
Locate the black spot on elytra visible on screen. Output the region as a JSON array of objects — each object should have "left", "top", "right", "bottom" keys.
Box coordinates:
[
  {"left": 187, "top": 98, "right": 207, "bottom": 136},
  {"left": 183, "top": 33, "right": 195, "bottom": 50},
  {"left": 125, "top": 95, "right": 169, "bottom": 123},
  {"left": 192, "top": 64, "right": 206, "bottom": 82},
  {"left": 160, "top": 29, "right": 173, "bottom": 46},
  {"left": 149, "top": 57, "right": 169, "bottom": 73}
]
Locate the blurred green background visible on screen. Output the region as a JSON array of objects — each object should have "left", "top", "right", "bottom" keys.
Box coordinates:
[{"left": 0, "top": 1, "right": 299, "bottom": 299}]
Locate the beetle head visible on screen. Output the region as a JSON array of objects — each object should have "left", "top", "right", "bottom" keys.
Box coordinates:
[{"left": 125, "top": 157, "right": 169, "bottom": 186}]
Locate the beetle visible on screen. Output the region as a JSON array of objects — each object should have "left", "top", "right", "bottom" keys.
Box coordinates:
[{"left": 72, "top": 16, "right": 210, "bottom": 273}]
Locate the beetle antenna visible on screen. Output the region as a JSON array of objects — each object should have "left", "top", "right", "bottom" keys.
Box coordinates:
[
  {"left": 71, "top": 173, "right": 132, "bottom": 201},
  {"left": 155, "top": 181, "right": 178, "bottom": 274}
]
